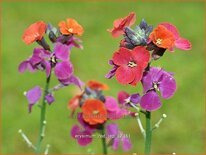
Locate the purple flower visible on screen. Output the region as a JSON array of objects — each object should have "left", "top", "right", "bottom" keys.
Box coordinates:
[
  {"left": 45, "top": 94, "right": 55, "bottom": 105},
  {"left": 25, "top": 86, "right": 42, "bottom": 113},
  {"left": 140, "top": 67, "right": 177, "bottom": 111},
  {"left": 117, "top": 91, "right": 141, "bottom": 105},
  {"left": 105, "top": 60, "right": 118, "bottom": 79},
  {"left": 106, "top": 123, "right": 132, "bottom": 151},
  {"left": 70, "top": 125, "right": 92, "bottom": 146},
  {"left": 18, "top": 48, "right": 51, "bottom": 77},
  {"left": 105, "top": 96, "right": 129, "bottom": 120},
  {"left": 57, "top": 35, "right": 83, "bottom": 50}
]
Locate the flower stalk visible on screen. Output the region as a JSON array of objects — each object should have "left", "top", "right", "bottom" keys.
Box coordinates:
[
  {"left": 101, "top": 126, "right": 107, "bottom": 155},
  {"left": 35, "top": 74, "right": 51, "bottom": 154},
  {"left": 144, "top": 111, "right": 152, "bottom": 154},
  {"left": 152, "top": 114, "right": 167, "bottom": 131}
]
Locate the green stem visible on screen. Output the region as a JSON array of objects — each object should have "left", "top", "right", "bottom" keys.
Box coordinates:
[
  {"left": 101, "top": 126, "right": 107, "bottom": 155},
  {"left": 35, "top": 75, "right": 51, "bottom": 154},
  {"left": 144, "top": 111, "right": 152, "bottom": 154}
]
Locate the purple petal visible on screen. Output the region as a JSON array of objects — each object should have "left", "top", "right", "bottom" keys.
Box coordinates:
[
  {"left": 42, "top": 60, "right": 51, "bottom": 78},
  {"left": 66, "top": 36, "right": 83, "bottom": 50},
  {"left": 26, "top": 86, "right": 42, "bottom": 113},
  {"left": 45, "top": 94, "right": 55, "bottom": 105},
  {"left": 122, "top": 136, "right": 132, "bottom": 151},
  {"left": 112, "top": 137, "right": 120, "bottom": 150},
  {"left": 106, "top": 123, "right": 119, "bottom": 136},
  {"left": 117, "top": 91, "right": 130, "bottom": 104},
  {"left": 60, "top": 75, "right": 84, "bottom": 89},
  {"left": 70, "top": 125, "right": 80, "bottom": 139},
  {"left": 140, "top": 91, "right": 162, "bottom": 111},
  {"left": 141, "top": 67, "right": 164, "bottom": 92},
  {"left": 105, "top": 65, "right": 118, "bottom": 79},
  {"left": 130, "top": 93, "right": 141, "bottom": 104},
  {"left": 159, "top": 72, "right": 177, "bottom": 99},
  {"left": 77, "top": 130, "right": 92, "bottom": 146},
  {"left": 105, "top": 96, "right": 119, "bottom": 112},
  {"left": 18, "top": 60, "right": 29, "bottom": 73},
  {"left": 54, "top": 61, "right": 73, "bottom": 80},
  {"left": 54, "top": 42, "right": 70, "bottom": 61},
  {"left": 77, "top": 113, "right": 96, "bottom": 132}
]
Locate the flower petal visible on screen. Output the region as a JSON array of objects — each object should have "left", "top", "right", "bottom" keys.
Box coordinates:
[
  {"left": 45, "top": 94, "right": 55, "bottom": 105},
  {"left": 122, "top": 136, "right": 132, "bottom": 151},
  {"left": 160, "top": 22, "right": 180, "bottom": 39},
  {"left": 60, "top": 75, "right": 84, "bottom": 89},
  {"left": 54, "top": 61, "right": 73, "bottom": 80},
  {"left": 116, "top": 66, "right": 135, "bottom": 85},
  {"left": 175, "top": 37, "right": 192, "bottom": 50},
  {"left": 140, "top": 91, "right": 162, "bottom": 111},
  {"left": 77, "top": 130, "right": 92, "bottom": 146},
  {"left": 159, "top": 72, "right": 177, "bottom": 99},
  {"left": 112, "top": 137, "right": 120, "bottom": 150},
  {"left": 105, "top": 96, "right": 119, "bottom": 112},
  {"left": 70, "top": 125, "right": 80, "bottom": 139},
  {"left": 54, "top": 42, "right": 70, "bottom": 61},
  {"left": 130, "top": 93, "right": 141, "bottom": 104},
  {"left": 106, "top": 123, "right": 119, "bottom": 136},
  {"left": 112, "top": 47, "right": 131, "bottom": 66},
  {"left": 26, "top": 86, "right": 42, "bottom": 113},
  {"left": 118, "top": 91, "right": 129, "bottom": 104}
]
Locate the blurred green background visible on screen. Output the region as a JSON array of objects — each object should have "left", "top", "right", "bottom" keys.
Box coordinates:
[{"left": 1, "top": 1, "right": 205, "bottom": 154}]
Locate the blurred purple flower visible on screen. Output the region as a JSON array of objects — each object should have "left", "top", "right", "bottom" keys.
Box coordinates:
[
  {"left": 57, "top": 35, "right": 83, "bottom": 50},
  {"left": 105, "top": 96, "right": 129, "bottom": 120},
  {"left": 70, "top": 125, "right": 92, "bottom": 146},
  {"left": 140, "top": 67, "right": 176, "bottom": 111},
  {"left": 26, "top": 86, "right": 42, "bottom": 113},
  {"left": 45, "top": 93, "right": 55, "bottom": 105},
  {"left": 106, "top": 123, "right": 132, "bottom": 151}
]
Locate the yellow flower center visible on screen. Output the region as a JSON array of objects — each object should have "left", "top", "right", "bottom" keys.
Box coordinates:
[
  {"left": 128, "top": 61, "right": 137, "bottom": 68},
  {"left": 68, "top": 28, "right": 73, "bottom": 33},
  {"left": 156, "top": 38, "right": 162, "bottom": 45},
  {"left": 92, "top": 110, "right": 99, "bottom": 115}
]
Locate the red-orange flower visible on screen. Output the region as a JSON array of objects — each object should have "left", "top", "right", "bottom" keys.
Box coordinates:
[
  {"left": 58, "top": 18, "right": 84, "bottom": 36},
  {"left": 108, "top": 12, "right": 136, "bottom": 38},
  {"left": 68, "top": 94, "right": 82, "bottom": 116},
  {"left": 87, "top": 80, "right": 109, "bottom": 91},
  {"left": 22, "top": 21, "right": 47, "bottom": 45},
  {"left": 82, "top": 99, "right": 107, "bottom": 125},
  {"left": 149, "top": 25, "right": 175, "bottom": 49}
]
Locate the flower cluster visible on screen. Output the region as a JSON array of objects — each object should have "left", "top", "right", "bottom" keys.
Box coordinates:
[
  {"left": 106, "top": 12, "right": 191, "bottom": 111},
  {"left": 68, "top": 80, "right": 133, "bottom": 151},
  {"left": 19, "top": 19, "right": 84, "bottom": 112}
]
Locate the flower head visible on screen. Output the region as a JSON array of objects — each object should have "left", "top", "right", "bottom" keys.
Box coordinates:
[
  {"left": 25, "top": 86, "right": 42, "bottom": 113},
  {"left": 22, "top": 21, "right": 47, "bottom": 45},
  {"left": 140, "top": 67, "right": 177, "bottom": 111},
  {"left": 108, "top": 47, "right": 150, "bottom": 86},
  {"left": 58, "top": 18, "right": 84, "bottom": 36},
  {"left": 81, "top": 99, "right": 107, "bottom": 125},
  {"left": 159, "top": 22, "right": 192, "bottom": 51},
  {"left": 106, "top": 123, "right": 132, "bottom": 151},
  {"left": 149, "top": 25, "right": 175, "bottom": 49},
  {"left": 108, "top": 12, "right": 136, "bottom": 38}
]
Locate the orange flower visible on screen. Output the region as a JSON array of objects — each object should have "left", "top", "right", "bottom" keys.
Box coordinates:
[
  {"left": 82, "top": 99, "right": 107, "bottom": 125},
  {"left": 22, "top": 21, "right": 47, "bottom": 45},
  {"left": 58, "top": 18, "right": 84, "bottom": 36},
  {"left": 149, "top": 25, "right": 175, "bottom": 49},
  {"left": 87, "top": 80, "right": 109, "bottom": 91},
  {"left": 108, "top": 12, "right": 136, "bottom": 38}
]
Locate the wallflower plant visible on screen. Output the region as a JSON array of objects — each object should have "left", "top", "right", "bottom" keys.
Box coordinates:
[
  {"left": 18, "top": 18, "right": 84, "bottom": 154},
  {"left": 19, "top": 12, "right": 192, "bottom": 155},
  {"left": 105, "top": 12, "right": 192, "bottom": 154}
]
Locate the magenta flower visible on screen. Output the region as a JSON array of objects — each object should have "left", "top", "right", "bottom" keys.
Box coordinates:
[
  {"left": 26, "top": 86, "right": 42, "bottom": 113},
  {"left": 160, "top": 22, "right": 192, "bottom": 51},
  {"left": 140, "top": 67, "right": 176, "bottom": 111},
  {"left": 70, "top": 125, "right": 92, "bottom": 146},
  {"left": 45, "top": 94, "right": 55, "bottom": 105},
  {"left": 70, "top": 113, "right": 95, "bottom": 146},
  {"left": 18, "top": 48, "right": 51, "bottom": 77},
  {"left": 105, "top": 96, "right": 129, "bottom": 120},
  {"left": 106, "top": 123, "right": 132, "bottom": 151}
]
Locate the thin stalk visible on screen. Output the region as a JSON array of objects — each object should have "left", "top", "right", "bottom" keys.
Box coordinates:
[
  {"left": 101, "top": 126, "right": 107, "bottom": 155},
  {"left": 144, "top": 111, "right": 152, "bottom": 154},
  {"left": 35, "top": 75, "right": 51, "bottom": 154}
]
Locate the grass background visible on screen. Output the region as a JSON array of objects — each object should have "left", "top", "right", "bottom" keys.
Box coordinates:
[{"left": 1, "top": 1, "right": 205, "bottom": 154}]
